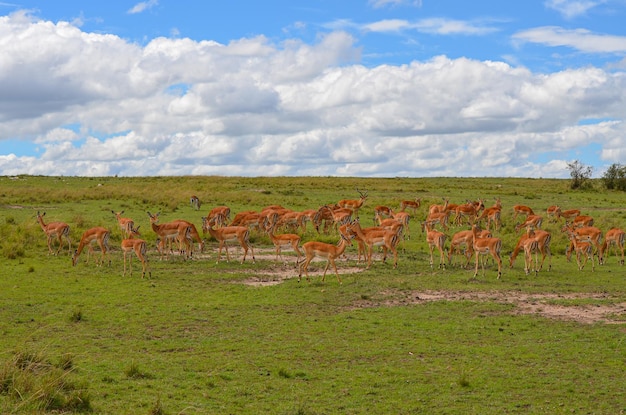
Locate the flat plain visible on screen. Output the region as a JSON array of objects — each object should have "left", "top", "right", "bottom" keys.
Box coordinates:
[{"left": 0, "top": 175, "right": 625, "bottom": 414}]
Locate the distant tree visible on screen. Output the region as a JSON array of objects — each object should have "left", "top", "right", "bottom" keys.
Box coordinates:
[
  {"left": 567, "top": 160, "right": 593, "bottom": 190},
  {"left": 602, "top": 163, "right": 626, "bottom": 191}
]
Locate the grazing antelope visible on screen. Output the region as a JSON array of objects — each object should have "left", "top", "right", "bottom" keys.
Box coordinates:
[
  {"left": 514, "top": 215, "right": 543, "bottom": 233},
  {"left": 422, "top": 211, "right": 449, "bottom": 232},
  {"left": 202, "top": 216, "right": 255, "bottom": 264},
  {"left": 72, "top": 227, "right": 111, "bottom": 267},
  {"left": 513, "top": 205, "right": 534, "bottom": 221},
  {"left": 399, "top": 197, "right": 421, "bottom": 215},
  {"left": 190, "top": 195, "right": 201, "bottom": 210},
  {"left": 546, "top": 205, "right": 561, "bottom": 222},
  {"left": 471, "top": 224, "right": 502, "bottom": 279},
  {"left": 476, "top": 197, "right": 502, "bottom": 232},
  {"left": 600, "top": 228, "right": 625, "bottom": 265},
  {"left": 448, "top": 230, "right": 474, "bottom": 268},
  {"left": 121, "top": 226, "right": 151, "bottom": 278},
  {"left": 373, "top": 205, "right": 394, "bottom": 224},
  {"left": 206, "top": 206, "right": 231, "bottom": 227},
  {"left": 558, "top": 209, "right": 581, "bottom": 222},
  {"left": 509, "top": 229, "right": 552, "bottom": 272},
  {"left": 563, "top": 224, "right": 603, "bottom": 263},
  {"left": 298, "top": 223, "right": 356, "bottom": 284},
  {"left": 148, "top": 212, "right": 194, "bottom": 260},
  {"left": 36, "top": 211, "right": 71, "bottom": 255},
  {"left": 570, "top": 215, "right": 594, "bottom": 228}
]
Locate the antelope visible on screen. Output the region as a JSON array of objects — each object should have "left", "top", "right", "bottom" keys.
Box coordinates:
[
  {"left": 391, "top": 211, "right": 411, "bottom": 240},
  {"left": 298, "top": 222, "right": 356, "bottom": 284},
  {"left": 399, "top": 197, "right": 421, "bottom": 215},
  {"left": 202, "top": 216, "right": 255, "bottom": 264},
  {"left": 266, "top": 223, "right": 302, "bottom": 265},
  {"left": 36, "top": 211, "right": 71, "bottom": 255},
  {"left": 447, "top": 230, "right": 475, "bottom": 268},
  {"left": 563, "top": 224, "right": 603, "bottom": 262},
  {"left": 600, "top": 228, "right": 625, "bottom": 265},
  {"left": 423, "top": 221, "right": 447, "bottom": 270},
  {"left": 206, "top": 206, "right": 231, "bottom": 227},
  {"left": 571, "top": 215, "right": 594, "bottom": 228},
  {"left": 337, "top": 188, "right": 368, "bottom": 218},
  {"left": 509, "top": 229, "right": 552, "bottom": 272},
  {"left": 169, "top": 219, "right": 205, "bottom": 255},
  {"left": 422, "top": 211, "right": 449, "bottom": 232},
  {"left": 72, "top": 227, "right": 111, "bottom": 267},
  {"left": 565, "top": 229, "right": 595, "bottom": 271},
  {"left": 471, "top": 224, "right": 502, "bottom": 279},
  {"left": 453, "top": 199, "right": 483, "bottom": 226},
  {"left": 476, "top": 197, "right": 502, "bottom": 232},
  {"left": 147, "top": 212, "right": 194, "bottom": 260},
  {"left": 521, "top": 231, "right": 540, "bottom": 276},
  {"left": 514, "top": 215, "right": 543, "bottom": 233},
  {"left": 558, "top": 209, "right": 581, "bottom": 222},
  {"left": 111, "top": 210, "right": 135, "bottom": 238},
  {"left": 546, "top": 205, "right": 561, "bottom": 222},
  {"left": 360, "top": 224, "right": 402, "bottom": 270},
  {"left": 513, "top": 205, "right": 534, "bottom": 221},
  {"left": 373, "top": 205, "right": 394, "bottom": 224},
  {"left": 121, "top": 226, "right": 151, "bottom": 278},
  {"left": 190, "top": 195, "right": 201, "bottom": 210},
  {"left": 428, "top": 197, "right": 449, "bottom": 216}
]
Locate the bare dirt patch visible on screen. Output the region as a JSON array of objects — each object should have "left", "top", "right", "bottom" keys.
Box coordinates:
[{"left": 352, "top": 290, "right": 626, "bottom": 325}]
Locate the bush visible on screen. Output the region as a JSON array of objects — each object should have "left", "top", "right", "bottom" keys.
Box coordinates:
[
  {"left": 567, "top": 160, "right": 593, "bottom": 190},
  {"left": 601, "top": 163, "right": 626, "bottom": 191}
]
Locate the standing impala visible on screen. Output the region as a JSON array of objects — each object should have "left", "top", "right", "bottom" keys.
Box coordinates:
[
  {"left": 423, "top": 221, "right": 447, "bottom": 270},
  {"left": 600, "top": 228, "right": 625, "bottom": 265},
  {"left": 298, "top": 222, "right": 356, "bottom": 284},
  {"left": 72, "top": 227, "right": 111, "bottom": 267},
  {"left": 148, "top": 212, "right": 194, "bottom": 259},
  {"left": 202, "top": 215, "right": 255, "bottom": 264},
  {"left": 399, "top": 197, "right": 421, "bottom": 215},
  {"left": 112, "top": 210, "right": 135, "bottom": 238},
  {"left": 121, "top": 226, "right": 151, "bottom": 278},
  {"left": 471, "top": 224, "right": 502, "bottom": 279},
  {"left": 509, "top": 229, "right": 552, "bottom": 272},
  {"left": 337, "top": 188, "right": 368, "bottom": 218},
  {"left": 266, "top": 223, "right": 302, "bottom": 264},
  {"left": 36, "top": 211, "right": 72, "bottom": 255}
]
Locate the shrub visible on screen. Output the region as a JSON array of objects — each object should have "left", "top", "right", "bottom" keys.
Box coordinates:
[{"left": 601, "top": 163, "right": 626, "bottom": 191}]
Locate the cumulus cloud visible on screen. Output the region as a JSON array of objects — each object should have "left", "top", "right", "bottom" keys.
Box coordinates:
[{"left": 0, "top": 12, "right": 625, "bottom": 178}]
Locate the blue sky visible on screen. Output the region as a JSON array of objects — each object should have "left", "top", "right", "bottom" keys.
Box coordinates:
[{"left": 1, "top": 0, "right": 625, "bottom": 177}]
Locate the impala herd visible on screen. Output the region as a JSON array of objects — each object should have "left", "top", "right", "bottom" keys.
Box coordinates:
[{"left": 35, "top": 190, "right": 625, "bottom": 283}]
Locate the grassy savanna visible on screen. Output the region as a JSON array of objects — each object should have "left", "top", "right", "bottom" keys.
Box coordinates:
[{"left": 0, "top": 175, "right": 625, "bottom": 414}]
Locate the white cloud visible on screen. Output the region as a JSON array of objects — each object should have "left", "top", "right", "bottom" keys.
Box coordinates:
[
  {"left": 360, "top": 18, "right": 498, "bottom": 36},
  {"left": 368, "top": 0, "right": 422, "bottom": 9},
  {"left": 544, "top": 0, "right": 606, "bottom": 19},
  {"left": 513, "top": 26, "right": 626, "bottom": 53},
  {"left": 127, "top": 0, "right": 158, "bottom": 15},
  {"left": 0, "top": 13, "right": 624, "bottom": 178}
]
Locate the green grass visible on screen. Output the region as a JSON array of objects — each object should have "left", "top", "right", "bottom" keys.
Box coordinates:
[{"left": 0, "top": 175, "right": 625, "bottom": 414}]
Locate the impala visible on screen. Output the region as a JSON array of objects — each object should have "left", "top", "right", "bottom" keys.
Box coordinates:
[
  {"left": 422, "top": 211, "right": 449, "bottom": 232},
  {"left": 558, "top": 208, "right": 581, "bottom": 222},
  {"left": 170, "top": 219, "right": 205, "bottom": 255},
  {"left": 453, "top": 199, "right": 483, "bottom": 226},
  {"left": 373, "top": 205, "right": 394, "bottom": 224},
  {"left": 111, "top": 210, "right": 135, "bottom": 238},
  {"left": 565, "top": 229, "right": 595, "bottom": 271},
  {"left": 476, "top": 197, "right": 502, "bottom": 232},
  {"left": 266, "top": 223, "right": 302, "bottom": 264},
  {"left": 571, "top": 215, "right": 594, "bottom": 228},
  {"left": 121, "top": 226, "right": 151, "bottom": 278},
  {"left": 423, "top": 221, "right": 447, "bottom": 269},
  {"left": 514, "top": 214, "right": 543, "bottom": 233},
  {"left": 206, "top": 206, "right": 231, "bottom": 227},
  {"left": 600, "top": 227, "right": 625, "bottom": 265},
  {"left": 399, "top": 197, "right": 421, "bottom": 215},
  {"left": 36, "top": 211, "right": 72, "bottom": 255},
  {"left": 471, "top": 224, "right": 502, "bottom": 279},
  {"left": 512, "top": 205, "right": 534, "bottom": 221},
  {"left": 72, "top": 227, "right": 111, "bottom": 267},
  {"left": 447, "top": 230, "right": 474, "bottom": 268},
  {"left": 509, "top": 229, "right": 552, "bottom": 272},
  {"left": 562, "top": 224, "right": 603, "bottom": 262},
  {"left": 428, "top": 197, "right": 449, "bottom": 216},
  {"left": 521, "top": 232, "right": 540, "bottom": 276},
  {"left": 391, "top": 211, "right": 411, "bottom": 240},
  {"left": 190, "top": 195, "right": 201, "bottom": 210},
  {"left": 202, "top": 216, "right": 255, "bottom": 264},
  {"left": 337, "top": 188, "right": 368, "bottom": 217},
  {"left": 148, "top": 212, "right": 194, "bottom": 259},
  {"left": 546, "top": 205, "right": 561, "bottom": 222},
  {"left": 298, "top": 223, "right": 356, "bottom": 284}
]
